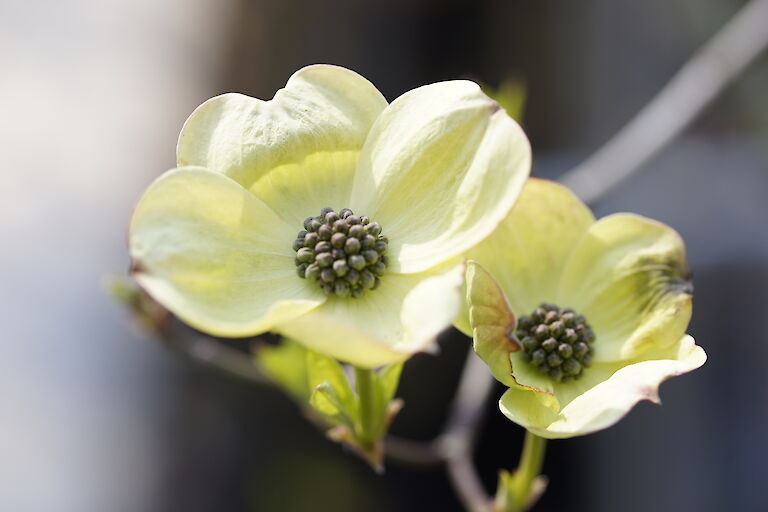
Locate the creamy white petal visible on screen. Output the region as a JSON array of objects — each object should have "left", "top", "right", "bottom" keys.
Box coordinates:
[
  {"left": 351, "top": 80, "right": 530, "bottom": 273},
  {"left": 129, "top": 167, "right": 324, "bottom": 336}
]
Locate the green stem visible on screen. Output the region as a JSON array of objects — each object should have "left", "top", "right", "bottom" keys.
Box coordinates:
[
  {"left": 354, "top": 366, "right": 375, "bottom": 446},
  {"left": 511, "top": 431, "right": 547, "bottom": 511}
]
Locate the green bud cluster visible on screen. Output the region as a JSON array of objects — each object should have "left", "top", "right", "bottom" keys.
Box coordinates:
[
  {"left": 516, "top": 303, "right": 595, "bottom": 383},
  {"left": 293, "top": 207, "right": 389, "bottom": 298}
]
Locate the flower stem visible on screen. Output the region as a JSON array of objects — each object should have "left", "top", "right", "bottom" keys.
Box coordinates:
[
  {"left": 354, "top": 366, "right": 375, "bottom": 446},
  {"left": 510, "top": 431, "right": 547, "bottom": 511}
]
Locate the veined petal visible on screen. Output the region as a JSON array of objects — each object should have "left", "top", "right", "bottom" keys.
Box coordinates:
[
  {"left": 465, "top": 179, "right": 595, "bottom": 317},
  {"left": 557, "top": 214, "right": 692, "bottom": 362},
  {"left": 129, "top": 167, "right": 325, "bottom": 336},
  {"left": 177, "top": 64, "right": 388, "bottom": 227},
  {"left": 499, "top": 335, "right": 706, "bottom": 439},
  {"left": 273, "top": 264, "right": 465, "bottom": 368},
  {"left": 464, "top": 261, "right": 519, "bottom": 387},
  {"left": 350, "top": 80, "right": 530, "bottom": 273}
]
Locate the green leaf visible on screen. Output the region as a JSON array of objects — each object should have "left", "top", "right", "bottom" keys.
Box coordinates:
[
  {"left": 372, "top": 363, "right": 403, "bottom": 437},
  {"left": 466, "top": 261, "right": 520, "bottom": 387},
  {"left": 494, "top": 469, "right": 547, "bottom": 512},
  {"left": 310, "top": 382, "right": 355, "bottom": 429},
  {"left": 306, "top": 350, "right": 357, "bottom": 417},
  {"left": 253, "top": 339, "right": 309, "bottom": 402}
]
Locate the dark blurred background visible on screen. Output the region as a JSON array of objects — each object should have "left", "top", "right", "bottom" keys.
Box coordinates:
[{"left": 2, "top": 0, "right": 766, "bottom": 511}]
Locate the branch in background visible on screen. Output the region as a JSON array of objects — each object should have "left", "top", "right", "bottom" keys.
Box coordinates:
[{"left": 560, "top": 0, "right": 768, "bottom": 204}]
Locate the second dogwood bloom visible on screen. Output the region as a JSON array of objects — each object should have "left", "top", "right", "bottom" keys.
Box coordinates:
[{"left": 459, "top": 179, "right": 706, "bottom": 438}]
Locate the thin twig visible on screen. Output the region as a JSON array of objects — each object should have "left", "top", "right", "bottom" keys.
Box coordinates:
[
  {"left": 161, "top": 328, "right": 268, "bottom": 384},
  {"left": 560, "top": 0, "right": 768, "bottom": 204},
  {"left": 439, "top": 351, "right": 497, "bottom": 512}
]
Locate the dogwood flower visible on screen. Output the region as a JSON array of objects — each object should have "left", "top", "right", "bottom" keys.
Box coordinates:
[
  {"left": 129, "top": 64, "right": 530, "bottom": 368},
  {"left": 459, "top": 179, "right": 706, "bottom": 438}
]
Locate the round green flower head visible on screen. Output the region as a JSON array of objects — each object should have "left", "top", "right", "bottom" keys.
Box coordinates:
[
  {"left": 457, "top": 178, "right": 706, "bottom": 438},
  {"left": 129, "top": 65, "right": 531, "bottom": 367},
  {"left": 516, "top": 303, "right": 595, "bottom": 382},
  {"left": 293, "top": 207, "right": 388, "bottom": 298}
]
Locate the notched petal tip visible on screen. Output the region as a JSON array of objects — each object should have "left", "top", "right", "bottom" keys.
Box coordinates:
[{"left": 501, "top": 336, "right": 706, "bottom": 439}]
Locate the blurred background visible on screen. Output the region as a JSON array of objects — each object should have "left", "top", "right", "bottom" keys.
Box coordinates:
[{"left": 1, "top": 0, "right": 766, "bottom": 510}]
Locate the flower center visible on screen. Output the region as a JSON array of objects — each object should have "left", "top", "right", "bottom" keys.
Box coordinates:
[
  {"left": 292, "top": 207, "right": 389, "bottom": 298},
  {"left": 515, "top": 303, "right": 595, "bottom": 383}
]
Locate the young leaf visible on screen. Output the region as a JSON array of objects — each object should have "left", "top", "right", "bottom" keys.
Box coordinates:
[
  {"left": 372, "top": 362, "right": 403, "bottom": 437},
  {"left": 306, "top": 349, "right": 357, "bottom": 418},
  {"left": 254, "top": 339, "right": 309, "bottom": 402},
  {"left": 310, "top": 382, "right": 355, "bottom": 429}
]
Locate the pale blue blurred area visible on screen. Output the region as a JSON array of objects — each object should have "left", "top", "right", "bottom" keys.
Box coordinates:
[{"left": 0, "top": 0, "right": 233, "bottom": 510}]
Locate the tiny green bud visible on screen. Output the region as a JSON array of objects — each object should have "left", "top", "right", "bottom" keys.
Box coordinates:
[
  {"left": 361, "top": 235, "right": 376, "bottom": 249},
  {"left": 347, "top": 215, "right": 361, "bottom": 225},
  {"left": 360, "top": 216, "right": 369, "bottom": 225},
  {"left": 563, "top": 359, "right": 581, "bottom": 376},
  {"left": 314, "top": 241, "right": 331, "bottom": 253},
  {"left": 308, "top": 219, "right": 322, "bottom": 232},
  {"left": 292, "top": 239, "right": 304, "bottom": 251},
  {"left": 362, "top": 250, "right": 379, "bottom": 264},
  {"left": 533, "top": 324, "right": 550, "bottom": 341},
  {"left": 542, "top": 337, "right": 558, "bottom": 352},
  {"left": 331, "top": 232, "right": 347, "bottom": 248},
  {"left": 339, "top": 208, "right": 353, "bottom": 219},
  {"left": 522, "top": 336, "right": 539, "bottom": 351},
  {"left": 573, "top": 342, "right": 589, "bottom": 358},
  {"left": 332, "top": 219, "right": 348, "bottom": 233},
  {"left": 296, "top": 263, "right": 308, "bottom": 278},
  {"left": 361, "top": 270, "right": 376, "bottom": 289},
  {"left": 345, "top": 270, "right": 360, "bottom": 284},
  {"left": 517, "top": 316, "right": 534, "bottom": 331},
  {"left": 344, "top": 237, "right": 361, "bottom": 254},
  {"left": 367, "top": 222, "right": 381, "bottom": 236},
  {"left": 316, "top": 253, "right": 334, "bottom": 268},
  {"left": 296, "top": 248, "right": 315, "bottom": 263},
  {"left": 348, "top": 224, "right": 365, "bottom": 239},
  {"left": 318, "top": 225, "right": 332, "bottom": 240},
  {"left": 549, "top": 320, "right": 564, "bottom": 338},
  {"left": 320, "top": 268, "right": 335, "bottom": 283},
  {"left": 303, "top": 232, "right": 319, "bottom": 247},
  {"left": 332, "top": 259, "right": 349, "bottom": 277},
  {"left": 544, "top": 310, "right": 558, "bottom": 324},
  {"left": 557, "top": 343, "right": 573, "bottom": 359},
  {"left": 334, "top": 280, "right": 351, "bottom": 297},
  {"left": 374, "top": 240, "right": 388, "bottom": 253},
  {"left": 547, "top": 352, "right": 563, "bottom": 367},
  {"left": 373, "top": 261, "right": 386, "bottom": 276},
  {"left": 325, "top": 211, "right": 340, "bottom": 224},
  {"left": 305, "top": 263, "right": 320, "bottom": 279},
  {"left": 351, "top": 287, "right": 364, "bottom": 299},
  {"left": 349, "top": 254, "right": 366, "bottom": 271},
  {"left": 563, "top": 328, "right": 578, "bottom": 343},
  {"left": 319, "top": 207, "right": 334, "bottom": 217},
  {"left": 303, "top": 217, "right": 315, "bottom": 231},
  {"left": 531, "top": 349, "right": 546, "bottom": 365},
  {"left": 549, "top": 367, "right": 563, "bottom": 381}
]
